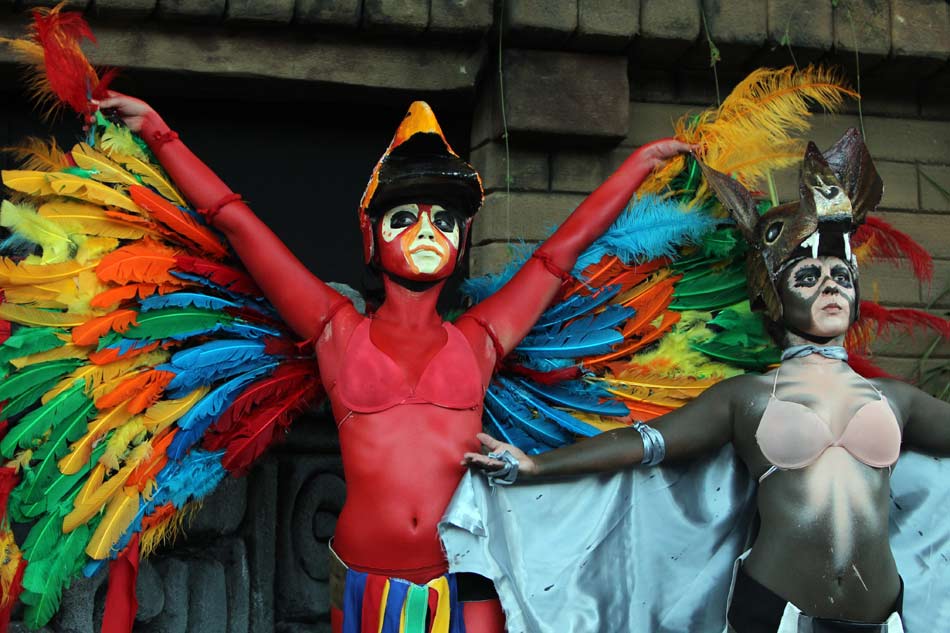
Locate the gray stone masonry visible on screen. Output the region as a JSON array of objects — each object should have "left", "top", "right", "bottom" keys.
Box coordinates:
[
  {"left": 574, "top": 0, "right": 639, "bottom": 51},
  {"left": 363, "top": 0, "right": 430, "bottom": 34},
  {"left": 505, "top": 0, "right": 578, "bottom": 46},
  {"left": 636, "top": 0, "right": 701, "bottom": 65},
  {"left": 225, "top": 0, "right": 295, "bottom": 24},
  {"left": 890, "top": 0, "right": 950, "bottom": 76},
  {"left": 761, "top": 0, "right": 833, "bottom": 66},
  {"left": 293, "top": 0, "right": 362, "bottom": 27}
]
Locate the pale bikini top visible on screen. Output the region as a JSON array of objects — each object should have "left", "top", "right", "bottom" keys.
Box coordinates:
[
  {"left": 331, "top": 317, "right": 485, "bottom": 423},
  {"left": 756, "top": 364, "right": 901, "bottom": 482}
]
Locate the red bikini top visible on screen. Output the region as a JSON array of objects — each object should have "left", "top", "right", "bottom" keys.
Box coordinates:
[
  {"left": 756, "top": 364, "right": 901, "bottom": 482},
  {"left": 331, "top": 317, "right": 485, "bottom": 419}
]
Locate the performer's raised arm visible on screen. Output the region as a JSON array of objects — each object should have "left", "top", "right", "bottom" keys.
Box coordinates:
[
  {"left": 461, "top": 139, "right": 692, "bottom": 356},
  {"left": 96, "top": 92, "right": 347, "bottom": 341}
]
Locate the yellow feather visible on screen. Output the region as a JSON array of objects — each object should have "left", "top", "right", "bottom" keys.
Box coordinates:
[
  {"left": 44, "top": 173, "right": 144, "bottom": 214},
  {"left": 141, "top": 387, "right": 209, "bottom": 433},
  {"left": 75, "top": 236, "right": 120, "bottom": 264},
  {"left": 0, "top": 303, "right": 90, "bottom": 327},
  {"left": 0, "top": 257, "right": 97, "bottom": 286},
  {"left": 9, "top": 342, "right": 89, "bottom": 368},
  {"left": 2, "top": 169, "right": 56, "bottom": 197},
  {"left": 100, "top": 418, "right": 147, "bottom": 472},
  {"left": 38, "top": 201, "right": 149, "bottom": 240},
  {"left": 0, "top": 528, "right": 24, "bottom": 608},
  {"left": 107, "top": 150, "right": 188, "bottom": 207},
  {"left": 640, "top": 65, "right": 856, "bottom": 198},
  {"left": 140, "top": 501, "right": 201, "bottom": 558},
  {"left": 3, "top": 137, "right": 69, "bottom": 172},
  {"left": 85, "top": 487, "right": 139, "bottom": 560},
  {"left": 59, "top": 406, "right": 136, "bottom": 475},
  {"left": 98, "top": 124, "right": 149, "bottom": 162},
  {"left": 0, "top": 200, "right": 76, "bottom": 264},
  {"left": 571, "top": 412, "right": 630, "bottom": 433},
  {"left": 2, "top": 283, "right": 62, "bottom": 305},
  {"left": 70, "top": 143, "right": 141, "bottom": 188},
  {"left": 62, "top": 460, "right": 137, "bottom": 533},
  {"left": 42, "top": 349, "right": 170, "bottom": 403},
  {"left": 5, "top": 448, "right": 33, "bottom": 472}
]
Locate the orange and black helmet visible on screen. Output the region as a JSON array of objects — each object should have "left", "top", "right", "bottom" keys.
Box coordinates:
[{"left": 358, "top": 102, "right": 484, "bottom": 264}]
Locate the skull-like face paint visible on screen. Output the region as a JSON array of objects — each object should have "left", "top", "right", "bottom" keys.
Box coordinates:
[
  {"left": 779, "top": 256, "right": 857, "bottom": 339},
  {"left": 377, "top": 203, "right": 461, "bottom": 280}
]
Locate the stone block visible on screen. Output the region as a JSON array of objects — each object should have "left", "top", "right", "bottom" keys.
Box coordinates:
[
  {"left": 157, "top": 0, "right": 226, "bottom": 20},
  {"left": 629, "top": 67, "right": 677, "bottom": 103},
  {"left": 294, "top": 0, "right": 361, "bottom": 27},
  {"left": 674, "top": 67, "right": 745, "bottom": 106},
  {"left": 17, "top": 0, "right": 88, "bottom": 8},
  {"left": 877, "top": 210, "right": 950, "bottom": 259},
  {"left": 636, "top": 0, "right": 701, "bottom": 64},
  {"left": 470, "top": 142, "right": 550, "bottom": 192},
  {"left": 505, "top": 0, "right": 578, "bottom": 46},
  {"left": 483, "top": 49, "right": 628, "bottom": 144},
  {"left": 137, "top": 561, "right": 166, "bottom": 622},
  {"left": 226, "top": 0, "right": 294, "bottom": 23},
  {"left": 245, "top": 459, "right": 278, "bottom": 633},
  {"left": 275, "top": 455, "right": 344, "bottom": 621},
  {"left": 363, "top": 0, "right": 430, "bottom": 34},
  {"left": 207, "top": 539, "right": 251, "bottom": 633},
  {"left": 809, "top": 113, "right": 950, "bottom": 164},
  {"left": 551, "top": 150, "right": 608, "bottom": 193},
  {"left": 469, "top": 241, "right": 533, "bottom": 275},
  {"left": 623, "top": 101, "right": 688, "bottom": 147},
  {"left": 429, "top": 0, "right": 493, "bottom": 37},
  {"left": 838, "top": 80, "right": 920, "bottom": 119},
  {"left": 890, "top": 0, "right": 950, "bottom": 75},
  {"left": 873, "top": 356, "right": 949, "bottom": 381},
  {"left": 862, "top": 260, "right": 923, "bottom": 306},
  {"left": 574, "top": 0, "right": 638, "bottom": 52},
  {"left": 56, "top": 574, "right": 104, "bottom": 633},
  {"left": 925, "top": 260, "right": 950, "bottom": 307},
  {"left": 761, "top": 0, "right": 833, "bottom": 65},
  {"left": 920, "top": 165, "right": 950, "bottom": 212},
  {"left": 833, "top": 0, "right": 891, "bottom": 61},
  {"left": 472, "top": 191, "right": 586, "bottom": 243},
  {"left": 92, "top": 0, "right": 156, "bottom": 17},
  {"left": 877, "top": 161, "right": 919, "bottom": 210},
  {"left": 140, "top": 558, "right": 190, "bottom": 633},
  {"left": 920, "top": 67, "right": 950, "bottom": 119},
  {"left": 189, "top": 474, "right": 247, "bottom": 535},
  {"left": 690, "top": 0, "right": 767, "bottom": 68},
  {"left": 187, "top": 558, "right": 229, "bottom": 633}
]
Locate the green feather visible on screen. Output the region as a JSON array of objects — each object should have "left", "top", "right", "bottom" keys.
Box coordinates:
[
  {"left": 119, "top": 308, "right": 236, "bottom": 340},
  {"left": 22, "top": 502, "right": 71, "bottom": 560},
  {"left": 29, "top": 400, "right": 96, "bottom": 490},
  {"left": 0, "top": 383, "right": 88, "bottom": 458},
  {"left": 0, "top": 358, "right": 82, "bottom": 403},
  {"left": 0, "top": 374, "right": 65, "bottom": 419},
  {"left": 692, "top": 340, "right": 780, "bottom": 370},
  {"left": 699, "top": 227, "right": 747, "bottom": 259},
  {"left": 22, "top": 440, "right": 109, "bottom": 518},
  {"left": 21, "top": 519, "right": 96, "bottom": 629},
  {"left": 671, "top": 263, "right": 748, "bottom": 311},
  {"left": 0, "top": 327, "right": 67, "bottom": 366}
]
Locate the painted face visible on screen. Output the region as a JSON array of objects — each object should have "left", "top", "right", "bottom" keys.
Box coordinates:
[
  {"left": 377, "top": 203, "right": 461, "bottom": 280},
  {"left": 780, "top": 256, "right": 857, "bottom": 339}
]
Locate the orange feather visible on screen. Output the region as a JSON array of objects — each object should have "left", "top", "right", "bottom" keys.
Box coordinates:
[
  {"left": 89, "top": 341, "right": 161, "bottom": 365},
  {"left": 127, "top": 428, "right": 176, "bottom": 490},
  {"left": 94, "top": 369, "right": 174, "bottom": 411},
  {"left": 71, "top": 309, "right": 138, "bottom": 345},
  {"left": 128, "top": 186, "right": 229, "bottom": 259},
  {"left": 96, "top": 238, "right": 179, "bottom": 285}
]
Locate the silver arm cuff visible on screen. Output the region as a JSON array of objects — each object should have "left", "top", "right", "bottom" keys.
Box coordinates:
[
  {"left": 633, "top": 422, "right": 666, "bottom": 467},
  {"left": 485, "top": 450, "right": 520, "bottom": 487}
]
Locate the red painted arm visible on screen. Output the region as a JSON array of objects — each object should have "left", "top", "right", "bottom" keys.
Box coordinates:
[
  {"left": 462, "top": 140, "right": 689, "bottom": 355},
  {"left": 135, "top": 110, "right": 346, "bottom": 341}
]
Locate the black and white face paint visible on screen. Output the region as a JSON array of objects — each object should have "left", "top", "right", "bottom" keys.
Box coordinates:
[{"left": 780, "top": 256, "right": 857, "bottom": 340}]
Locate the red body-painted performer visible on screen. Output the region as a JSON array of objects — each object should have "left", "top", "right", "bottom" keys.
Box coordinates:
[{"left": 96, "top": 92, "right": 690, "bottom": 632}]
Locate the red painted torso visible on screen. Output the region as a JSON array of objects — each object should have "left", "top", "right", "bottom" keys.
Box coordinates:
[{"left": 316, "top": 305, "right": 495, "bottom": 583}]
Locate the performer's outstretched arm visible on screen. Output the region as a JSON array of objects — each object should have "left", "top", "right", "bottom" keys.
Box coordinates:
[
  {"left": 884, "top": 379, "right": 950, "bottom": 455},
  {"left": 462, "top": 140, "right": 691, "bottom": 355},
  {"left": 97, "top": 93, "right": 347, "bottom": 341},
  {"left": 465, "top": 375, "right": 742, "bottom": 477}
]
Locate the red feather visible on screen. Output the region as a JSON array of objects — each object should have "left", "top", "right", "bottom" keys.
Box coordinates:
[
  {"left": 174, "top": 256, "right": 261, "bottom": 295},
  {"left": 205, "top": 362, "right": 316, "bottom": 440},
  {"left": 846, "top": 352, "right": 894, "bottom": 380},
  {"left": 848, "top": 301, "right": 950, "bottom": 353},
  {"left": 852, "top": 217, "right": 933, "bottom": 282},
  {"left": 217, "top": 382, "right": 322, "bottom": 476},
  {"left": 30, "top": 7, "right": 103, "bottom": 116},
  {"left": 0, "top": 467, "right": 19, "bottom": 519},
  {"left": 503, "top": 364, "right": 582, "bottom": 385}
]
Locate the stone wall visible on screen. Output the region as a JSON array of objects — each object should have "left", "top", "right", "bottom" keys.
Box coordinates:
[{"left": 1, "top": 1, "right": 948, "bottom": 631}]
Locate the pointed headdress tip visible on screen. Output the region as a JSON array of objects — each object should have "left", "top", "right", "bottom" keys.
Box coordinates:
[{"left": 388, "top": 101, "right": 457, "bottom": 157}]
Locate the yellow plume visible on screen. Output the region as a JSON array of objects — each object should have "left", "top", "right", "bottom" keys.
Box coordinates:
[
  {"left": 107, "top": 150, "right": 187, "bottom": 207},
  {"left": 640, "top": 65, "right": 857, "bottom": 200},
  {"left": 98, "top": 124, "right": 148, "bottom": 162},
  {"left": 59, "top": 406, "right": 136, "bottom": 475},
  {"left": 38, "top": 201, "right": 149, "bottom": 240},
  {"left": 140, "top": 501, "right": 201, "bottom": 558},
  {"left": 0, "top": 200, "right": 75, "bottom": 263},
  {"left": 0, "top": 528, "right": 24, "bottom": 608},
  {"left": 141, "top": 387, "right": 209, "bottom": 433},
  {"left": 85, "top": 487, "right": 139, "bottom": 560},
  {"left": 0, "top": 303, "right": 90, "bottom": 328},
  {"left": 3, "top": 137, "right": 69, "bottom": 172},
  {"left": 10, "top": 341, "right": 88, "bottom": 368},
  {"left": 100, "top": 418, "right": 147, "bottom": 472},
  {"left": 2, "top": 169, "right": 56, "bottom": 197},
  {"left": 43, "top": 349, "right": 169, "bottom": 403},
  {"left": 62, "top": 460, "right": 137, "bottom": 533},
  {"left": 0, "top": 256, "right": 97, "bottom": 285},
  {"left": 75, "top": 236, "right": 120, "bottom": 264},
  {"left": 44, "top": 173, "right": 143, "bottom": 214},
  {"left": 70, "top": 143, "right": 141, "bottom": 188}
]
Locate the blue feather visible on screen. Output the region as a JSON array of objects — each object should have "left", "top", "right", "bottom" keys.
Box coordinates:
[
  {"left": 573, "top": 195, "right": 716, "bottom": 274},
  {"left": 485, "top": 381, "right": 571, "bottom": 447},
  {"left": 534, "top": 286, "right": 623, "bottom": 329},
  {"left": 139, "top": 292, "right": 247, "bottom": 312},
  {"left": 510, "top": 383, "right": 601, "bottom": 437},
  {"left": 515, "top": 378, "right": 629, "bottom": 416},
  {"left": 168, "top": 364, "right": 278, "bottom": 459},
  {"left": 517, "top": 326, "right": 622, "bottom": 359},
  {"left": 483, "top": 407, "right": 545, "bottom": 456},
  {"left": 162, "top": 340, "right": 271, "bottom": 396}
]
